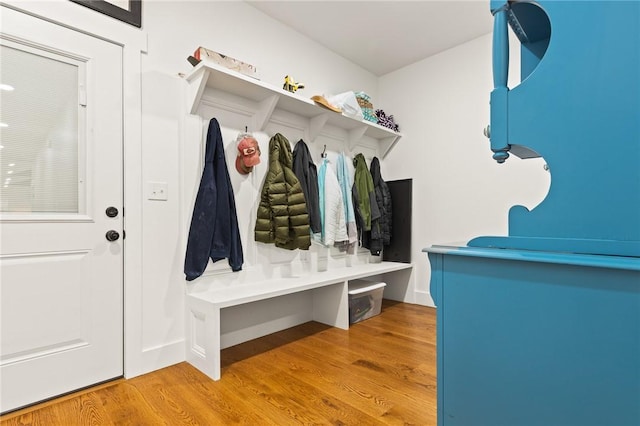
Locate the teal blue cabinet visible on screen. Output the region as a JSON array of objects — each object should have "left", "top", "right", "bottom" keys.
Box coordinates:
[
  {"left": 426, "top": 245, "right": 639, "bottom": 426},
  {"left": 425, "top": 1, "right": 640, "bottom": 424}
]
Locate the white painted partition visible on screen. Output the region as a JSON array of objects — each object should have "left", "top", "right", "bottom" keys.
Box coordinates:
[{"left": 182, "top": 50, "right": 414, "bottom": 382}]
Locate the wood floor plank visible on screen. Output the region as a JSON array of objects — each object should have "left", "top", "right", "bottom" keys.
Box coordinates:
[
  {"left": 276, "top": 341, "right": 436, "bottom": 422},
  {"left": 229, "top": 361, "right": 381, "bottom": 426},
  {"left": 239, "top": 343, "right": 395, "bottom": 419},
  {"left": 1, "top": 301, "right": 437, "bottom": 426},
  {"left": 270, "top": 345, "right": 411, "bottom": 420},
  {"left": 134, "top": 363, "right": 269, "bottom": 425},
  {"left": 306, "top": 327, "right": 436, "bottom": 366}
]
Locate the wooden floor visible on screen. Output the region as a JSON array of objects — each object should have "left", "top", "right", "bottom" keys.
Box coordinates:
[{"left": 1, "top": 301, "right": 436, "bottom": 425}]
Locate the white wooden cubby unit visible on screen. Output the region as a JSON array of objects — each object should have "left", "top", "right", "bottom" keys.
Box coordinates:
[
  {"left": 186, "top": 262, "right": 412, "bottom": 380},
  {"left": 183, "top": 59, "right": 412, "bottom": 381}
]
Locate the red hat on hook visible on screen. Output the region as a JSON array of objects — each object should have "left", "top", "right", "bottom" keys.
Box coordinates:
[{"left": 235, "top": 136, "right": 261, "bottom": 174}]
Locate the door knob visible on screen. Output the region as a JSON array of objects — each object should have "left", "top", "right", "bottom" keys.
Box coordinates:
[
  {"left": 106, "top": 230, "right": 120, "bottom": 242},
  {"left": 106, "top": 206, "right": 119, "bottom": 218}
]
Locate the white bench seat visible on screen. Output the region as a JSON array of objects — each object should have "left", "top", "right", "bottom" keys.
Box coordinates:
[{"left": 185, "top": 261, "right": 412, "bottom": 380}]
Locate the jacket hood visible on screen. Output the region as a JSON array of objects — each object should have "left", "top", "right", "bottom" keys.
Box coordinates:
[
  {"left": 370, "top": 156, "right": 382, "bottom": 186},
  {"left": 270, "top": 133, "right": 293, "bottom": 168},
  {"left": 353, "top": 153, "right": 367, "bottom": 172}
]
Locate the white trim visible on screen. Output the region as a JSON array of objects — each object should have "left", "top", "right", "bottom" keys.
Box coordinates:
[
  {"left": 414, "top": 290, "right": 435, "bottom": 307},
  {"left": 139, "top": 339, "right": 186, "bottom": 376},
  {"left": 1, "top": 2, "right": 147, "bottom": 49}
]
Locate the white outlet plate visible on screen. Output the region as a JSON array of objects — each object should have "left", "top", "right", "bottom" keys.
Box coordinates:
[{"left": 148, "top": 181, "right": 168, "bottom": 201}]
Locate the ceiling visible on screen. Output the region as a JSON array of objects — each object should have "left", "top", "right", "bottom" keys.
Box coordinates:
[{"left": 246, "top": 1, "right": 493, "bottom": 76}]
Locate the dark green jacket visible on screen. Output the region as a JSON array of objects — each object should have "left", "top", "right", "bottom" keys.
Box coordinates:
[
  {"left": 352, "top": 153, "right": 379, "bottom": 231},
  {"left": 255, "top": 133, "right": 310, "bottom": 250}
]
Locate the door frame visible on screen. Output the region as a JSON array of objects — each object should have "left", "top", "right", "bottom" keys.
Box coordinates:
[{"left": 1, "top": 1, "right": 147, "bottom": 379}]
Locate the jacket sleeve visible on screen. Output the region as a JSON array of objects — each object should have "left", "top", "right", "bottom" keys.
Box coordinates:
[
  {"left": 367, "top": 172, "right": 381, "bottom": 222},
  {"left": 292, "top": 142, "right": 321, "bottom": 234},
  {"left": 222, "top": 148, "right": 243, "bottom": 271},
  {"left": 184, "top": 166, "right": 217, "bottom": 281},
  {"left": 284, "top": 167, "right": 311, "bottom": 250},
  {"left": 255, "top": 176, "right": 274, "bottom": 243},
  {"left": 323, "top": 165, "right": 348, "bottom": 246},
  {"left": 184, "top": 120, "right": 219, "bottom": 281},
  {"left": 354, "top": 170, "right": 372, "bottom": 230},
  {"left": 351, "top": 184, "right": 364, "bottom": 246},
  {"left": 269, "top": 168, "right": 291, "bottom": 244},
  {"left": 227, "top": 184, "right": 244, "bottom": 271}
]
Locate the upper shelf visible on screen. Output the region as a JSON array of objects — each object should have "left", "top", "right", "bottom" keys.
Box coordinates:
[{"left": 185, "top": 60, "right": 402, "bottom": 158}]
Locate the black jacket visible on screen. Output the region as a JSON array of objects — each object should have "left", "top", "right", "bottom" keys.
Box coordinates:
[
  {"left": 184, "top": 118, "right": 243, "bottom": 281},
  {"left": 292, "top": 139, "right": 321, "bottom": 234},
  {"left": 365, "top": 157, "right": 392, "bottom": 255}
]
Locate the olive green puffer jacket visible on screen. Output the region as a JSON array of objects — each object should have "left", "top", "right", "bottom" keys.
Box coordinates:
[{"left": 255, "top": 133, "right": 311, "bottom": 250}]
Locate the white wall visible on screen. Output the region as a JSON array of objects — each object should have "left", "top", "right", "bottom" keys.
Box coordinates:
[
  {"left": 140, "top": 1, "right": 381, "bottom": 375},
  {"left": 5, "top": 1, "right": 551, "bottom": 379},
  {"left": 379, "top": 32, "right": 550, "bottom": 306},
  {"left": 5, "top": 0, "right": 382, "bottom": 379},
  {"left": 142, "top": 1, "right": 378, "bottom": 98}
]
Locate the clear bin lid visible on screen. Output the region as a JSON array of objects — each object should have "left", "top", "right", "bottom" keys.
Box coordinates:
[{"left": 348, "top": 281, "right": 386, "bottom": 295}]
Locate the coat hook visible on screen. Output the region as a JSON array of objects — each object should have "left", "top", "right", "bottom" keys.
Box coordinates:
[{"left": 321, "top": 144, "right": 327, "bottom": 158}]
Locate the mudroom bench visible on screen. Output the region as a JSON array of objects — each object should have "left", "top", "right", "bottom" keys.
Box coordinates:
[{"left": 185, "top": 261, "right": 413, "bottom": 380}]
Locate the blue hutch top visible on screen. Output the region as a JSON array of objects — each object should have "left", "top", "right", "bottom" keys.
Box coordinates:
[{"left": 473, "top": 0, "right": 640, "bottom": 258}]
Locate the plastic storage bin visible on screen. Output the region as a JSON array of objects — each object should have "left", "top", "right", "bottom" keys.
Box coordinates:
[{"left": 348, "top": 280, "right": 386, "bottom": 324}]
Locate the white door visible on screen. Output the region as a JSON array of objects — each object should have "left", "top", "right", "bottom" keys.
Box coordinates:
[{"left": 0, "top": 7, "right": 123, "bottom": 413}]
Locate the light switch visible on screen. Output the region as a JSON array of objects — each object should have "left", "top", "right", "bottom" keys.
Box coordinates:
[{"left": 148, "top": 181, "right": 168, "bottom": 201}]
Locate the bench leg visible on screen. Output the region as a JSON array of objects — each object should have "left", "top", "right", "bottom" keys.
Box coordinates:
[
  {"left": 312, "top": 281, "right": 349, "bottom": 330},
  {"left": 186, "top": 304, "right": 221, "bottom": 381}
]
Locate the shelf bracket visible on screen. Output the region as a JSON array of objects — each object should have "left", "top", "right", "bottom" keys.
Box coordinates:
[
  {"left": 380, "top": 136, "right": 400, "bottom": 160},
  {"left": 380, "top": 135, "right": 400, "bottom": 159},
  {"left": 348, "top": 125, "right": 368, "bottom": 151},
  {"left": 187, "top": 67, "right": 211, "bottom": 115},
  {"left": 252, "top": 95, "right": 279, "bottom": 132},
  {"left": 309, "top": 114, "right": 328, "bottom": 142}
]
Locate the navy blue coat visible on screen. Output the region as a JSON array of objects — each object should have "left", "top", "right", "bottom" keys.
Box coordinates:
[{"left": 184, "top": 118, "right": 243, "bottom": 281}]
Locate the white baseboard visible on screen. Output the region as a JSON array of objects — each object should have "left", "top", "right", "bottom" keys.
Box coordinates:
[
  {"left": 133, "top": 339, "right": 186, "bottom": 378},
  {"left": 414, "top": 290, "right": 435, "bottom": 307}
]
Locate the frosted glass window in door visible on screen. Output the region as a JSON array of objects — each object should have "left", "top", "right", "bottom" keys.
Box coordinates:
[{"left": 0, "top": 44, "right": 84, "bottom": 213}]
